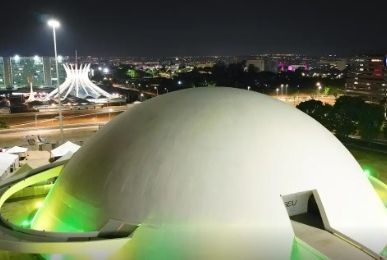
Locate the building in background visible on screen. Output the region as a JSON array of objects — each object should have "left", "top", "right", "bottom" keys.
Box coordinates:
[
  {"left": 0, "top": 58, "right": 5, "bottom": 88},
  {"left": 346, "top": 55, "right": 387, "bottom": 102},
  {"left": 245, "top": 57, "right": 278, "bottom": 72},
  {"left": 0, "top": 56, "right": 68, "bottom": 90},
  {"left": 318, "top": 56, "right": 347, "bottom": 71}
]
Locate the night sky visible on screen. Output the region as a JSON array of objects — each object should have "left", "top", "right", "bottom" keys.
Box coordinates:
[{"left": 1, "top": 0, "right": 387, "bottom": 57}]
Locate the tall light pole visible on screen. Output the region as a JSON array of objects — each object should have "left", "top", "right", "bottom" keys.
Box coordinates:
[
  {"left": 316, "top": 82, "right": 322, "bottom": 99},
  {"left": 48, "top": 19, "right": 64, "bottom": 144}
]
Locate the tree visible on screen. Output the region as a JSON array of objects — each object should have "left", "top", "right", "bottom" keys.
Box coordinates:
[
  {"left": 358, "top": 103, "right": 385, "bottom": 140},
  {"left": 127, "top": 69, "right": 140, "bottom": 79},
  {"left": 247, "top": 64, "right": 259, "bottom": 74},
  {"left": 331, "top": 96, "right": 364, "bottom": 138},
  {"left": 297, "top": 100, "right": 333, "bottom": 130},
  {"left": 0, "top": 121, "right": 8, "bottom": 129}
]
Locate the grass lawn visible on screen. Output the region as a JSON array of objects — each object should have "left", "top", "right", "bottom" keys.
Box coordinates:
[{"left": 348, "top": 147, "right": 387, "bottom": 184}]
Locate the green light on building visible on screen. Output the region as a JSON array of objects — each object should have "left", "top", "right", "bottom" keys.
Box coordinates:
[{"left": 363, "top": 168, "right": 372, "bottom": 177}]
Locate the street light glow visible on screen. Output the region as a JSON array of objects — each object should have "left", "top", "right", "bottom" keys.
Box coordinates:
[
  {"left": 13, "top": 55, "right": 20, "bottom": 62},
  {"left": 47, "top": 19, "right": 60, "bottom": 28}
]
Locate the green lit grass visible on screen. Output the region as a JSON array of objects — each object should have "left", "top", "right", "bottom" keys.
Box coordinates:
[{"left": 348, "top": 147, "right": 387, "bottom": 184}]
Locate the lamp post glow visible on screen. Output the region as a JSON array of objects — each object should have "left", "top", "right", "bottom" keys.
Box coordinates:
[
  {"left": 13, "top": 55, "right": 20, "bottom": 62},
  {"left": 316, "top": 82, "right": 322, "bottom": 98},
  {"left": 48, "top": 19, "right": 64, "bottom": 144}
]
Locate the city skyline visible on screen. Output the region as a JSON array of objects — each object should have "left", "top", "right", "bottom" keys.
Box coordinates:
[{"left": 1, "top": 0, "right": 387, "bottom": 57}]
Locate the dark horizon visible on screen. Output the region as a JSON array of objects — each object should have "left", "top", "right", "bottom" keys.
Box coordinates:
[{"left": 1, "top": 0, "right": 387, "bottom": 57}]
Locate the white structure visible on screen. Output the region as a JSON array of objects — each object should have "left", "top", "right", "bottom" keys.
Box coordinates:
[
  {"left": 50, "top": 141, "right": 80, "bottom": 159},
  {"left": 5, "top": 146, "right": 28, "bottom": 159},
  {"left": 0, "top": 153, "right": 19, "bottom": 178},
  {"left": 33, "top": 88, "right": 387, "bottom": 259},
  {"left": 46, "top": 64, "right": 112, "bottom": 100}
]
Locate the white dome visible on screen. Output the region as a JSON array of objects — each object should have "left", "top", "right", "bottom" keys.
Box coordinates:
[{"left": 33, "top": 87, "right": 387, "bottom": 258}]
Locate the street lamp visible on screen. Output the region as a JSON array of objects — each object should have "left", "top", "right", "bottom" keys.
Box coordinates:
[
  {"left": 164, "top": 88, "right": 168, "bottom": 93},
  {"left": 280, "top": 84, "right": 284, "bottom": 96},
  {"left": 140, "top": 93, "right": 144, "bottom": 102},
  {"left": 47, "top": 18, "right": 64, "bottom": 144},
  {"left": 316, "top": 82, "right": 322, "bottom": 98},
  {"left": 247, "top": 86, "right": 251, "bottom": 91},
  {"left": 154, "top": 86, "right": 158, "bottom": 96},
  {"left": 276, "top": 88, "right": 279, "bottom": 97}
]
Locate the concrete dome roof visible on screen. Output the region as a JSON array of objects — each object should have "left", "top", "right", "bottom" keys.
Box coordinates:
[{"left": 32, "top": 87, "right": 387, "bottom": 258}]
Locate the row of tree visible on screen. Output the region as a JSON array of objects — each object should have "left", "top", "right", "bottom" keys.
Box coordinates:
[
  {"left": 297, "top": 96, "right": 386, "bottom": 140},
  {"left": 98, "top": 62, "right": 346, "bottom": 94}
]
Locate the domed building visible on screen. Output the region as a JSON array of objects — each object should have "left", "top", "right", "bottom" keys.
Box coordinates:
[{"left": 31, "top": 87, "right": 387, "bottom": 259}]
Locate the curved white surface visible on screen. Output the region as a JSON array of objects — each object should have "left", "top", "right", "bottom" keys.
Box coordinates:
[{"left": 33, "top": 87, "right": 387, "bottom": 258}]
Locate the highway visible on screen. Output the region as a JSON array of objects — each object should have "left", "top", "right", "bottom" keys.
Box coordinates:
[
  {"left": 0, "top": 124, "right": 101, "bottom": 147},
  {"left": 0, "top": 104, "right": 138, "bottom": 147}
]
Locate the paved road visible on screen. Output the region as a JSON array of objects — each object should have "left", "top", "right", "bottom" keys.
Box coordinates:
[
  {"left": 0, "top": 124, "right": 102, "bottom": 147},
  {"left": 0, "top": 105, "right": 127, "bottom": 118}
]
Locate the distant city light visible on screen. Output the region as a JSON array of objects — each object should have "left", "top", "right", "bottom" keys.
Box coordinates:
[
  {"left": 33, "top": 55, "right": 40, "bottom": 62},
  {"left": 103, "top": 68, "right": 109, "bottom": 74},
  {"left": 13, "top": 55, "right": 20, "bottom": 62}
]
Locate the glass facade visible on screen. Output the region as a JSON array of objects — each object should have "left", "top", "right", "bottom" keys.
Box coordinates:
[
  {"left": 0, "top": 57, "right": 5, "bottom": 89},
  {"left": 0, "top": 56, "right": 68, "bottom": 89},
  {"left": 11, "top": 56, "right": 45, "bottom": 88},
  {"left": 48, "top": 57, "right": 67, "bottom": 86}
]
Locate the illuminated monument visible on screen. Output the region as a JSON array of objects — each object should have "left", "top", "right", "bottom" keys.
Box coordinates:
[
  {"left": 0, "top": 88, "right": 385, "bottom": 259},
  {"left": 46, "top": 63, "right": 112, "bottom": 101}
]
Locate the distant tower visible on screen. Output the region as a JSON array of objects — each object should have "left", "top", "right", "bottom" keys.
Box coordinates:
[{"left": 46, "top": 64, "right": 111, "bottom": 100}]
